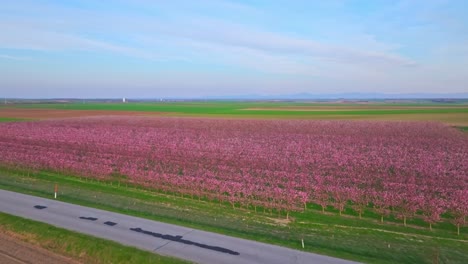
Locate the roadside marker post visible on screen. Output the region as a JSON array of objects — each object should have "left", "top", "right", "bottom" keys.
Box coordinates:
[
  {"left": 301, "top": 239, "right": 304, "bottom": 249},
  {"left": 54, "top": 184, "right": 58, "bottom": 199}
]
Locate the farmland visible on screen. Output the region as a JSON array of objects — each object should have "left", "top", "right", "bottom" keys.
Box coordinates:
[
  {"left": 0, "top": 102, "right": 467, "bottom": 263},
  {"left": 1, "top": 101, "right": 467, "bottom": 126},
  {"left": 0, "top": 110, "right": 467, "bottom": 263}
]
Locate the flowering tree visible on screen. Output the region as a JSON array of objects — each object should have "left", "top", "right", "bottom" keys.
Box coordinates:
[
  {"left": 448, "top": 190, "right": 468, "bottom": 235},
  {"left": 349, "top": 186, "right": 370, "bottom": 219},
  {"left": 421, "top": 195, "right": 446, "bottom": 231}
]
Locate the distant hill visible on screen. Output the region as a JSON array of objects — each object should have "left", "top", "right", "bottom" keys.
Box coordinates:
[
  {"left": 204, "top": 92, "right": 468, "bottom": 100},
  {"left": 4, "top": 93, "right": 468, "bottom": 102}
]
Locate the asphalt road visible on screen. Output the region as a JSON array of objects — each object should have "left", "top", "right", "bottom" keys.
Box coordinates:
[{"left": 0, "top": 190, "right": 357, "bottom": 264}]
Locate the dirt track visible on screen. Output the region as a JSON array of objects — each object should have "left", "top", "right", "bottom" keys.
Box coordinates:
[{"left": 0, "top": 232, "right": 80, "bottom": 264}]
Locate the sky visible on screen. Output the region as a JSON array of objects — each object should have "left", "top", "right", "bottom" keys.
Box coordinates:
[{"left": 1, "top": 0, "right": 467, "bottom": 98}]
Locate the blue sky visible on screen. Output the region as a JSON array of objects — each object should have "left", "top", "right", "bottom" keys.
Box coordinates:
[{"left": 1, "top": 0, "right": 467, "bottom": 98}]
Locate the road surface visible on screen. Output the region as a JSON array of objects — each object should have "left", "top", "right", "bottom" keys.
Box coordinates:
[{"left": 0, "top": 190, "right": 357, "bottom": 264}]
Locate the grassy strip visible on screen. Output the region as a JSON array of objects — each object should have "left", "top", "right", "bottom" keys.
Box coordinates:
[
  {"left": 0, "top": 212, "right": 189, "bottom": 264},
  {"left": 0, "top": 117, "right": 25, "bottom": 122},
  {"left": 0, "top": 169, "right": 466, "bottom": 264}
]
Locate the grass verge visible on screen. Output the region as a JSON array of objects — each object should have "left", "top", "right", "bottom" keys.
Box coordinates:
[
  {"left": 0, "top": 169, "right": 466, "bottom": 264},
  {"left": 0, "top": 212, "right": 189, "bottom": 264},
  {"left": 0, "top": 117, "right": 25, "bottom": 122}
]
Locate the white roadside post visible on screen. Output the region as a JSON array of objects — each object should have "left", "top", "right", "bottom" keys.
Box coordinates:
[
  {"left": 54, "top": 184, "right": 58, "bottom": 199},
  {"left": 301, "top": 239, "right": 305, "bottom": 249}
]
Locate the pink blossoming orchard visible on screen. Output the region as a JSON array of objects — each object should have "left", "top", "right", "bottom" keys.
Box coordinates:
[{"left": 0, "top": 117, "right": 467, "bottom": 234}]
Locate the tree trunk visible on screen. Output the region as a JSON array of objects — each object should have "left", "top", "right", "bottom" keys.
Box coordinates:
[
  {"left": 286, "top": 211, "right": 289, "bottom": 220},
  {"left": 404, "top": 216, "right": 407, "bottom": 227},
  {"left": 321, "top": 206, "right": 325, "bottom": 213},
  {"left": 457, "top": 224, "right": 460, "bottom": 235},
  {"left": 429, "top": 223, "right": 432, "bottom": 231},
  {"left": 381, "top": 215, "right": 384, "bottom": 223},
  {"left": 359, "top": 212, "right": 362, "bottom": 219}
]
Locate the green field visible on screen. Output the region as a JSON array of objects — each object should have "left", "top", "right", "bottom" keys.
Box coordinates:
[
  {"left": 7, "top": 101, "right": 467, "bottom": 126},
  {"left": 15, "top": 102, "right": 468, "bottom": 115},
  {"left": 0, "top": 212, "right": 188, "bottom": 264},
  {"left": 0, "top": 168, "right": 466, "bottom": 264}
]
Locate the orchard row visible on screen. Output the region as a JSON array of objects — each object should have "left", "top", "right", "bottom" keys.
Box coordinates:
[{"left": 0, "top": 117, "right": 466, "bottom": 232}]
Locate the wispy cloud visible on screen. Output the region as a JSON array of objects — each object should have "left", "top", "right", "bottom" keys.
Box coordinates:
[
  {"left": 0, "top": 1, "right": 415, "bottom": 69},
  {"left": 171, "top": 17, "right": 416, "bottom": 67},
  {"left": 0, "top": 22, "right": 165, "bottom": 61},
  {"left": 0, "top": 54, "right": 30, "bottom": 61}
]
